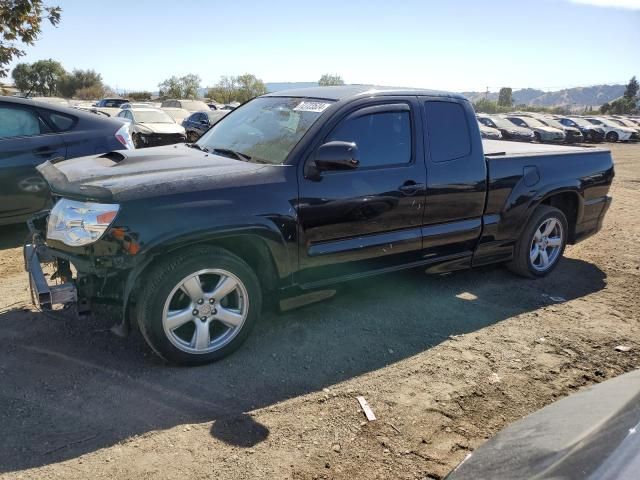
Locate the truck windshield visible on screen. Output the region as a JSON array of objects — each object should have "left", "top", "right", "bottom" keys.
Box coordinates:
[{"left": 197, "top": 97, "right": 333, "bottom": 164}]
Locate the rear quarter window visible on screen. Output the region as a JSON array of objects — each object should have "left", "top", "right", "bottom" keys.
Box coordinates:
[
  {"left": 425, "top": 101, "right": 471, "bottom": 162},
  {"left": 44, "top": 111, "right": 77, "bottom": 132}
]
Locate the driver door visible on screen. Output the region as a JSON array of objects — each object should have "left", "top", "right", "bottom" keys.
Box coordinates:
[{"left": 295, "top": 97, "right": 426, "bottom": 286}]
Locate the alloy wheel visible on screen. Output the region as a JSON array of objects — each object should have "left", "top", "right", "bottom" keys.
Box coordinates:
[
  {"left": 529, "top": 217, "right": 564, "bottom": 272},
  {"left": 162, "top": 269, "right": 249, "bottom": 354}
]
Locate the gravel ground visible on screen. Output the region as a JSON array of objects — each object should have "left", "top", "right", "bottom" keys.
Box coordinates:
[{"left": 0, "top": 143, "right": 638, "bottom": 480}]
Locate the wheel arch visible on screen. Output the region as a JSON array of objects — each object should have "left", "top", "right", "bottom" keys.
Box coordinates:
[
  {"left": 121, "top": 228, "right": 291, "bottom": 332},
  {"left": 529, "top": 189, "right": 583, "bottom": 244}
]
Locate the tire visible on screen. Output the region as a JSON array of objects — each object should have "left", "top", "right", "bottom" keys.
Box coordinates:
[
  {"left": 135, "top": 246, "right": 262, "bottom": 365},
  {"left": 605, "top": 131, "right": 619, "bottom": 143},
  {"left": 534, "top": 131, "right": 542, "bottom": 143},
  {"left": 508, "top": 205, "right": 568, "bottom": 278},
  {"left": 187, "top": 131, "right": 198, "bottom": 143},
  {"left": 132, "top": 133, "right": 143, "bottom": 149}
]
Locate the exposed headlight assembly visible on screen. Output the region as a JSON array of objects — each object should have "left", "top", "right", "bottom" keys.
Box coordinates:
[{"left": 47, "top": 198, "right": 120, "bottom": 246}]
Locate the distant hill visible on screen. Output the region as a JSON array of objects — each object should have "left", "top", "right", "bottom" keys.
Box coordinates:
[
  {"left": 182, "top": 82, "right": 624, "bottom": 109},
  {"left": 462, "top": 84, "right": 625, "bottom": 108}
]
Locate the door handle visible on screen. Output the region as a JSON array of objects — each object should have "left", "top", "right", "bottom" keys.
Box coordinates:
[{"left": 399, "top": 181, "right": 425, "bottom": 195}]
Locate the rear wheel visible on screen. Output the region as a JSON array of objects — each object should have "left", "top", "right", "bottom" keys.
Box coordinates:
[
  {"left": 508, "top": 205, "right": 568, "bottom": 278},
  {"left": 605, "top": 131, "right": 619, "bottom": 143},
  {"left": 135, "top": 246, "right": 262, "bottom": 365}
]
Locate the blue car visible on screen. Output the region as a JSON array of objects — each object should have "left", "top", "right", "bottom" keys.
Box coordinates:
[{"left": 0, "top": 96, "right": 133, "bottom": 225}]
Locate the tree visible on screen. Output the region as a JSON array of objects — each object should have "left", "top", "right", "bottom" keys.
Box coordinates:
[
  {"left": 74, "top": 84, "right": 104, "bottom": 100},
  {"left": 128, "top": 90, "right": 152, "bottom": 101},
  {"left": 11, "top": 58, "right": 65, "bottom": 95},
  {"left": 207, "top": 74, "right": 267, "bottom": 103},
  {"left": 235, "top": 73, "right": 267, "bottom": 103},
  {"left": 58, "top": 68, "right": 103, "bottom": 98},
  {"left": 623, "top": 75, "right": 638, "bottom": 100},
  {"left": 473, "top": 98, "right": 499, "bottom": 114},
  {"left": 158, "top": 73, "right": 201, "bottom": 99},
  {"left": 599, "top": 102, "right": 610, "bottom": 114},
  {"left": 0, "top": 0, "right": 61, "bottom": 77},
  {"left": 318, "top": 74, "right": 344, "bottom": 86},
  {"left": 497, "top": 87, "right": 513, "bottom": 107}
]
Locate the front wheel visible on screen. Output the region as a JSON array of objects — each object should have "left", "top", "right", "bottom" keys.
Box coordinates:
[
  {"left": 508, "top": 205, "right": 568, "bottom": 278},
  {"left": 135, "top": 246, "right": 262, "bottom": 365},
  {"left": 605, "top": 131, "right": 619, "bottom": 143}
]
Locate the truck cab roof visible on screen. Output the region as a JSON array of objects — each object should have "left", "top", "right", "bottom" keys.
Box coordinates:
[{"left": 264, "top": 85, "right": 468, "bottom": 102}]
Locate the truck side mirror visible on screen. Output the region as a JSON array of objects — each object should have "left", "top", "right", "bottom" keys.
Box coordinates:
[{"left": 313, "top": 141, "right": 359, "bottom": 171}]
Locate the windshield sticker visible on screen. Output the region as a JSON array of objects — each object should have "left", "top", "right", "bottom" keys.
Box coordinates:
[{"left": 293, "top": 101, "right": 331, "bottom": 113}]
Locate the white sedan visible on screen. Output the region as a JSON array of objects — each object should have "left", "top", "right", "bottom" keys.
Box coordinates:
[
  {"left": 582, "top": 116, "right": 635, "bottom": 142},
  {"left": 116, "top": 108, "right": 187, "bottom": 148}
]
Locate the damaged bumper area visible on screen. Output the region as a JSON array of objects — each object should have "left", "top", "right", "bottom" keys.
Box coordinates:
[
  {"left": 23, "top": 213, "right": 136, "bottom": 318},
  {"left": 24, "top": 243, "right": 77, "bottom": 309}
]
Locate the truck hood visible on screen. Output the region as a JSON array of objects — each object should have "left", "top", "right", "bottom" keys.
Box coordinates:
[{"left": 37, "top": 144, "right": 270, "bottom": 202}]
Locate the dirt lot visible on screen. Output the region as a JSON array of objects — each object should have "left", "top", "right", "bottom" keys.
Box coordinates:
[{"left": 1, "top": 143, "right": 639, "bottom": 479}]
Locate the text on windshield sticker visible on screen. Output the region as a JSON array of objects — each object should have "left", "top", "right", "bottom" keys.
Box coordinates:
[{"left": 293, "top": 101, "right": 331, "bottom": 113}]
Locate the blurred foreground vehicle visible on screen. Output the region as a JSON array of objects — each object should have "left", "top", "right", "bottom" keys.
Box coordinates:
[
  {"left": 116, "top": 108, "right": 186, "bottom": 148},
  {"left": 0, "top": 96, "right": 132, "bottom": 225},
  {"left": 446, "top": 369, "right": 640, "bottom": 480}
]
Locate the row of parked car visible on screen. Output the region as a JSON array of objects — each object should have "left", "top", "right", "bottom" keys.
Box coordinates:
[
  {"left": 73, "top": 98, "right": 236, "bottom": 148},
  {"left": 476, "top": 112, "right": 640, "bottom": 144}
]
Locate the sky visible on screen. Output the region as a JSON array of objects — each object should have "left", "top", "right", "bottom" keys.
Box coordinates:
[{"left": 7, "top": 0, "right": 640, "bottom": 93}]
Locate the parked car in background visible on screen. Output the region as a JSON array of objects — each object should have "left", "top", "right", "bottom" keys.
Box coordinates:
[
  {"left": 182, "top": 110, "right": 229, "bottom": 142},
  {"left": 94, "top": 98, "right": 130, "bottom": 108},
  {"left": 557, "top": 116, "right": 605, "bottom": 143},
  {"left": 161, "top": 107, "right": 191, "bottom": 125},
  {"left": 608, "top": 116, "right": 640, "bottom": 140},
  {"left": 477, "top": 114, "right": 534, "bottom": 142},
  {"left": 477, "top": 121, "right": 502, "bottom": 140},
  {"left": 584, "top": 116, "right": 635, "bottom": 142},
  {"left": 535, "top": 115, "right": 584, "bottom": 143},
  {"left": 207, "top": 103, "right": 225, "bottom": 110},
  {"left": 0, "top": 96, "right": 133, "bottom": 225},
  {"left": 120, "top": 102, "right": 155, "bottom": 110},
  {"left": 116, "top": 108, "right": 186, "bottom": 148},
  {"left": 160, "top": 99, "right": 210, "bottom": 112},
  {"left": 506, "top": 115, "right": 565, "bottom": 143}
]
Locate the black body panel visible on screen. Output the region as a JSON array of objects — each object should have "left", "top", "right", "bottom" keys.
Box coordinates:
[{"left": 28, "top": 87, "right": 614, "bottom": 322}]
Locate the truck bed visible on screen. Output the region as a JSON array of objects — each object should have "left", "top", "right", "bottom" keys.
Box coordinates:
[{"left": 482, "top": 139, "right": 610, "bottom": 158}]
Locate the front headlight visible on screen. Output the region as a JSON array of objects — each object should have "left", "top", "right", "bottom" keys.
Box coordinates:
[{"left": 47, "top": 199, "right": 120, "bottom": 246}]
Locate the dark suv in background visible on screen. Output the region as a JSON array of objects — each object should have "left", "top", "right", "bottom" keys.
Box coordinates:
[
  {"left": 0, "top": 96, "right": 133, "bottom": 226},
  {"left": 182, "top": 110, "right": 228, "bottom": 142}
]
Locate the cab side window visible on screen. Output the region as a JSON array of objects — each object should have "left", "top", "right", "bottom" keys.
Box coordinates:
[
  {"left": 327, "top": 109, "right": 411, "bottom": 168},
  {"left": 0, "top": 105, "right": 42, "bottom": 138},
  {"left": 425, "top": 101, "right": 471, "bottom": 162}
]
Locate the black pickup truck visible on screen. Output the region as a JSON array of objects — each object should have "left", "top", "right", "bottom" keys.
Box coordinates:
[{"left": 24, "top": 86, "right": 614, "bottom": 365}]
